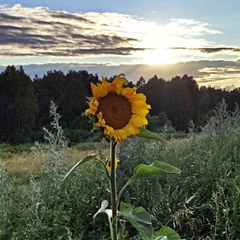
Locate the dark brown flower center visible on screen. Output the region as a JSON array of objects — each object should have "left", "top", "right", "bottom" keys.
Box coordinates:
[{"left": 97, "top": 92, "right": 132, "bottom": 129}]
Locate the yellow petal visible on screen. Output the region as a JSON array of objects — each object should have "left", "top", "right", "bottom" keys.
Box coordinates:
[
  {"left": 124, "top": 123, "right": 139, "bottom": 136},
  {"left": 85, "top": 108, "right": 94, "bottom": 115},
  {"left": 85, "top": 99, "right": 99, "bottom": 115},
  {"left": 129, "top": 114, "right": 148, "bottom": 127},
  {"left": 89, "top": 98, "right": 99, "bottom": 108},
  {"left": 96, "top": 112, "right": 106, "bottom": 127},
  {"left": 102, "top": 76, "right": 112, "bottom": 92},
  {"left": 131, "top": 104, "right": 149, "bottom": 116},
  {"left": 115, "top": 129, "right": 127, "bottom": 141},
  {"left": 104, "top": 125, "right": 114, "bottom": 138},
  {"left": 121, "top": 87, "right": 136, "bottom": 98},
  {"left": 91, "top": 82, "right": 108, "bottom": 100},
  {"left": 106, "top": 157, "right": 120, "bottom": 171},
  {"left": 106, "top": 159, "right": 111, "bottom": 171},
  {"left": 111, "top": 74, "right": 127, "bottom": 93},
  {"left": 129, "top": 93, "right": 146, "bottom": 102}
]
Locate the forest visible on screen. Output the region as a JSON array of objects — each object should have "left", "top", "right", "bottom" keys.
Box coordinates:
[{"left": 1, "top": 65, "right": 240, "bottom": 144}]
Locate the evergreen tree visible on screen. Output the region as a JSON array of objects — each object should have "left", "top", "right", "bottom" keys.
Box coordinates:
[{"left": 0, "top": 66, "right": 37, "bottom": 143}]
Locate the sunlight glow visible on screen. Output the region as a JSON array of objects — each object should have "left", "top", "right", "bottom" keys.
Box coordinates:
[
  {"left": 134, "top": 49, "right": 179, "bottom": 64},
  {"left": 127, "top": 18, "right": 218, "bottom": 65}
]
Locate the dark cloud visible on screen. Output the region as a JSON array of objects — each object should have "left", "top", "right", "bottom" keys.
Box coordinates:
[
  {"left": 31, "top": 19, "right": 72, "bottom": 27},
  {"left": 50, "top": 11, "right": 93, "bottom": 23},
  {"left": 0, "top": 12, "right": 24, "bottom": 21},
  {"left": 0, "top": 30, "right": 57, "bottom": 45},
  {"left": 70, "top": 34, "right": 138, "bottom": 47},
  {"left": 171, "top": 47, "right": 240, "bottom": 53},
  {"left": 72, "top": 47, "right": 146, "bottom": 55},
  {"left": 0, "top": 25, "right": 31, "bottom": 31},
  {"left": 199, "top": 47, "right": 240, "bottom": 53},
  {"left": 0, "top": 6, "right": 142, "bottom": 57}
]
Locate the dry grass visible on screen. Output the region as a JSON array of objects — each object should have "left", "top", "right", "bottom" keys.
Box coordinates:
[
  {"left": 4, "top": 152, "right": 37, "bottom": 172},
  {"left": 4, "top": 148, "right": 109, "bottom": 173}
]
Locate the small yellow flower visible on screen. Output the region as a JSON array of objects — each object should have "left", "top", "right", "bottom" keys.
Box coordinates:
[
  {"left": 85, "top": 74, "right": 151, "bottom": 141},
  {"left": 106, "top": 158, "right": 120, "bottom": 172}
]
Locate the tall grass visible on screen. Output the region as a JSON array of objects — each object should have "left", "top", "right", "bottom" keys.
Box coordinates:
[
  {"left": 1, "top": 100, "right": 240, "bottom": 239},
  {"left": 117, "top": 100, "right": 240, "bottom": 239},
  {"left": 0, "top": 102, "right": 109, "bottom": 239}
]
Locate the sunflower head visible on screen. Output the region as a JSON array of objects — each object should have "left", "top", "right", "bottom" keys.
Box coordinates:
[{"left": 85, "top": 74, "right": 151, "bottom": 141}]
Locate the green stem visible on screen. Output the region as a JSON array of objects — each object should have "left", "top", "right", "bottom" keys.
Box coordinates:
[
  {"left": 110, "top": 138, "right": 117, "bottom": 240},
  {"left": 117, "top": 178, "right": 134, "bottom": 208},
  {"left": 99, "top": 159, "right": 111, "bottom": 180}
]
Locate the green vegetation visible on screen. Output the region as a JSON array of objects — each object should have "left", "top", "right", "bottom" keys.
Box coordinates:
[
  {"left": 1, "top": 65, "right": 240, "bottom": 144},
  {"left": 118, "top": 100, "right": 240, "bottom": 239},
  {"left": 72, "top": 141, "right": 108, "bottom": 152},
  {"left": 1, "top": 99, "right": 240, "bottom": 239},
  {"left": 1, "top": 57, "right": 240, "bottom": 239},
  {"left": 0, "top": 143, "right": 33, "bottom": 158}
]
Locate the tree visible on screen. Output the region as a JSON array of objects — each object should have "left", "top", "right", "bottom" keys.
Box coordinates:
[
  {"left": 158, "top": 112, "right": 168, "bottom": 127},
  {"left": 139, "top": 75, "right": 166, "bottom": 116},
  {"left": 34, "top": 70, "right": 66, "bottom": 128},
  {"left": 33, "top": 69, "right": 99, "bottom": 142},
  {"left": 0, "top": 66, "right": 37, "bottom": 143}
]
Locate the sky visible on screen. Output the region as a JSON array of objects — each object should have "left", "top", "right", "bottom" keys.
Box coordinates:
[{"left": 0, "top": 0, "right": 240, "bottom": 88}]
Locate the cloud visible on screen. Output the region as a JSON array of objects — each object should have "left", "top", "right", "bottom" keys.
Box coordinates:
[
  {"left": 197, "top": 47, "right": 240, "bottom": 53},
  {"left": 0, "top": 4, "right": 222, "bottom": 60},
  {"left": 1, "top": 60, "right": 239, "bottom": 89},
  {"left": 195, "top": 64, "right": 240, "bottom": 89},
  {"left": 0, "top": 4, "right": 143, "bottom": 58},
  {"left": 171, "top": 47, "right": 240, "bottom": 54}
]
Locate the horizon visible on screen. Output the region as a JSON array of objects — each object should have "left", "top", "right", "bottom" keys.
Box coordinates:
[{"left": 1, "top": 60, "right": 240, "bottom": 91}]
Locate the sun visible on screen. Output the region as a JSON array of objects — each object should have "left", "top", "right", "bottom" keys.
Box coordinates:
[
  {"left": 133, "top": 46, "right": 195, "bottom": 65},
  {"left": 133, "top": 48, "right": 178, "bottom": 64},
  {"left": 140, "top": 48, "right": 179, "bottom": 64},
  {"left": 129, "top": 23, "right": 199, "bottom": 65}
]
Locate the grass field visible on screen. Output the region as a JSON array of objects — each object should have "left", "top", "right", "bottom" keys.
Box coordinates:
[
  {"left": 3, "top": 147, "right": 104, "bottom": 173},
  {"left": 1, "top": 100, "right": 240, "bottom": 240}
]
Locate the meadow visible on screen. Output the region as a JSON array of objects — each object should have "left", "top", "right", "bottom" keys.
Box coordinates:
[{"left": 1, "top": 100, "right": 240, "bottom": 240}]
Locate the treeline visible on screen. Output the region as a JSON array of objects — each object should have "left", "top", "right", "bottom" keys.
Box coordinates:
[
  {"left": 137, "top": 75, "right": 240, "bottom": 131},
  {"left": 0, "top": 65, "right": 240, "bottom": 144},
  {"left": 0, "top": 66, "right": 97, "bottom": 144}
]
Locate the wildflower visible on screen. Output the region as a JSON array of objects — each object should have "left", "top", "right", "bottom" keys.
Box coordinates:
[
  {"left": 85, "top": 74, "right": 151, "bottom": 141},
  {"left": 106, "top": 158, "right": 120, "bottom": 172}
]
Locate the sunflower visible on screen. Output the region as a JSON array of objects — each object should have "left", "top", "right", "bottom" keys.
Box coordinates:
[
  {"left": 85, "top": 74, "right": 151, "bottom": 141},
  {"left": 106, "top": 158, "right": 120, "bottom": 172}
]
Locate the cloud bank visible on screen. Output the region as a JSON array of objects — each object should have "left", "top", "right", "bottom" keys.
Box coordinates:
[
  {"left": 0, "top": 4, "right": 145, "bottom": 58},
  {"left": 0, "top": 60, "right": 239, "bottom": 89},
  {"left": 1, "top": 3, "right": 238, "bottom": 62},
  {"left": 1, "top": 4, "right": 239, "bottom": 88}
]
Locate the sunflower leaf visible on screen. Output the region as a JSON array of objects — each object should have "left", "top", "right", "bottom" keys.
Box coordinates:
[
  {"left": 120, "top": 202, "right": 153, "bottom": 240},
  {"left": 62, "top": 154, "right": 100, "bottom": 181},
  {"left": 93, "top": 200, "right": 109, "bottom": 219},
  {"left": 86, "top": 96, "right": 94, "bottom": 101},
  {"left": 139, "top": 128, "right": 169, "bottom": 145},
  {"left": 152, "top": 226, "right": 181, "bottom": 240},
  {"left": 131, "top": 161, "right": 181, "bottom": 182}
]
